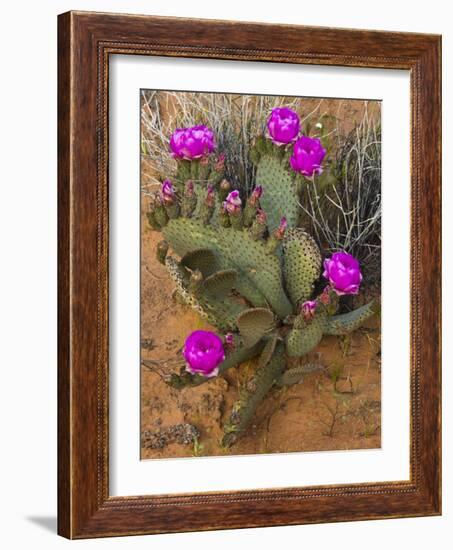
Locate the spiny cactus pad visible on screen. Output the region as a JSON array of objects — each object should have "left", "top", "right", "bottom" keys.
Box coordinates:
[
  {"left": 324, "top": 301, "right": 376, "bottom": 335},
  {"left": 255, "top": 155, "right": 300, "bottom": 232},
  {"left": 286, "top": 314, "right": 326, "bottom": 357},
  {"left": 202, "top": 269, "right": 238, "bottom": 299},
  {"left": 180, "top": 248, "right": 219, "bottom": 277},
  {"left": 236, "top": 308, "right": 275, "bottom": 348},
  {"left": 283, "top": 228, "right": 322, "bottom": 307}
]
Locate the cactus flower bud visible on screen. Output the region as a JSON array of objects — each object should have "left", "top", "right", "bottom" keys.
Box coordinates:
[
  {"left": 220, "top": 179, "right": 231, "bottom": 192},
  {"left": 214, "top": 153, "right": 225, "bottom": 172},
  {"left": 249, "top": 185, "right": 263, "bottom": 206},
  {"left": 256, "top": 209, "right": 267, "bottom": 225},
  {"left": 301, "top": 300, "right": 317, "bottom": 320},
  {"left": 266, "top": 217, "right": 287, "bottom": 252},
  {"left": 218, "top": 207, "right": 231, "bottom": 227},
  {"left": 318, "top": 285, "right": 331, "bottom": 305},
  {"left": 183, "top": 330, "right": 225, "bottom": 378},
  {"left": 290, "top": 135, "right": 326, "bottom": 177},
  {"left": 181, "top": 180, "right": 197, "bottom": 218},
  {"left": 275, "top": 217, "right": 288, "bottom": 239},
  {"left": 219, "top": 179, "right": 231, "bottom": 201},
  {"left": 250, "top": 209, "right": 267, "bottom": 240},
  {"left": 170, "top": 125, "right": 216, "bottom": 160},
  {"left": 161, "top": 179, "right": 176, "bottom": 203},
  {"left": 323, "top": 251, "right": 362, "bottom": 296},
  {"left": 152, "top": 192, "right": 169, "bottom": 227},
  {"left": 244, "top": 186, "right": 263, "bottom": 227},
  {"left": 224, "top": 332, "right": 235, "bottom": 348},
  {"left": 200, "top": 185, "right": 216, "bottom": 224},
  {"left": 267, "top": 107, "right": 300, "bottom": 145},
  {"left": 203, "top": 185, "right": 214, "bottom": 208},
  {"left": 223, "top": 190, "right": 242, "bottom": 215}
]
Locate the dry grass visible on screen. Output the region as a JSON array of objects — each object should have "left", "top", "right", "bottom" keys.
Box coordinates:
[{"left": 299, "top": 104, "right": 381, "bottom": 280}]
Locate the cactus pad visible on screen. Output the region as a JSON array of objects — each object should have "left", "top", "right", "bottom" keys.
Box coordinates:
[
  {"left": 180, "top": 248, "right": 219, "bottom": 277},
  {"left": 237, "top": 308, "right": 275, "bottom": 348},
  {"left": 324, "top": 301, "right": 375, "bottom": 335},
  {"left": 255, "top": 155, "right": 300, "bottom": 232},
  {"left": 283, "top": 228, "right": 322, "bottom": 306},
  {"left": 202, "top": 269, "right": 237, "bottom": 298},
  {"left": 258, "top": 333, "right": 278, "bottom": 368},
  {"left": 285, "top": 315, "right": 326, "bottom": 357}
]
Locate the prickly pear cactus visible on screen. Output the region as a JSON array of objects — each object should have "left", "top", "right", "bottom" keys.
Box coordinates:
[{"left": 146, "top": 113, "right": 376, "bottom": 447}]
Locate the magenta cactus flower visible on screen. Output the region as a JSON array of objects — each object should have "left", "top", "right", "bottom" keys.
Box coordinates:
[
  {"left": 301, "top": 300, "right": 317, "bottom": 320},
  {"left": 161, "top": 179, "right": 176, "bottom": 203},
  {"left": 267, "top": 107, "right": 300, "bottom": 145},
  {"left": 183, "top": 330, "right": 225, "bottom": 377},
  {"left": 323, "top": 251, "right": 363, "bottom": 296},
  {"left": 169, "top": 125, "right": 216, "bottom": 160},
  {"left": 290, "top": 135, "right": 326, "bottom": 177},
  {"left": 223, "top": 190, "right": 242, "bottom": 214}
]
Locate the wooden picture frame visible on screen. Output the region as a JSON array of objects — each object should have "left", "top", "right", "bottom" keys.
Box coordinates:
[{"left": 58, "top": 10, "right": 441, "bottom": 538}]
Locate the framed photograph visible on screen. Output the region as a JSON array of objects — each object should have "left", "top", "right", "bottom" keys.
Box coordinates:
[{"left": 58, "top": 11, "right": 441, "bottom": 538}]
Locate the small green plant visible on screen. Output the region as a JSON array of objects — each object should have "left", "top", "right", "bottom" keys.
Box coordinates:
[{"left": 192, "top": 437, "right": 204, "bottom": 457}]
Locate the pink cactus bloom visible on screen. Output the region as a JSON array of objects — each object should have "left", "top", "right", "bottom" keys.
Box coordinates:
[
  {"left": 267, "top": 107, "right": 300, "bottom": 145},
  {"left": 161, "top": 179, "right": 176, "bottom": 203},
  {"left": 323, "top": 251, "right": 363, "bottom": 296},
  {"left": 290, "top": 135, "right": 326, "bottom": 177},
  {"left": 170, "top": 125, "right": 216, "bottom": 160},
  {"left": 183, "top": 330, "right": 225, "bottom": 378},
  {"left": 223, "top": 190, "right": 242, "bottom": 215},
  {"left": 301, "top": 300, "right": 317, "bottom": 320}
]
